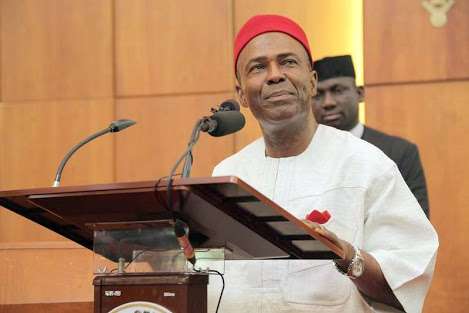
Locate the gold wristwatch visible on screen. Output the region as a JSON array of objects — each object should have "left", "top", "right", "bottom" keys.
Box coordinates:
[{"left": 334, "top": 246, "right": 365, "bottom": 279}]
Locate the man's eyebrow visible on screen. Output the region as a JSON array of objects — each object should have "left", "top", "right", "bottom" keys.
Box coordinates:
[
  {"left": 243, "top": 56, "right": 268, "bottom": 72},
  {"left": 246, "top": 56, "right": 268, "bottom": 65},
  {"left": 318, "top": 83, "right": 348, "bottom": 91},
  {"left": 277, "top": 52, "right": 301, "bottom": 59},
  {"left": 317, "top": 84, "right": 337, "bottom": 91},
  {"left": 243, "top": 53, "right": 303, "bottom": 73}
]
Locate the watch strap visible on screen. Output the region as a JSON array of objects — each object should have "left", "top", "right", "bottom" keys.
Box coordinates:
[{"left": 334, "top": 246, "right": 364, "bottom": 279}]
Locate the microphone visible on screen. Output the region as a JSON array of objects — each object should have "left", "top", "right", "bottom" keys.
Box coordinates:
[
  {"left": 217, "top": 99, "right": 241, "bottom": 112},
  {"left": 201, "top": 100, "right": 245, "bottom": 137},
  {"left": 174, "top": 219, "right": 196, "bottom": 265},
  {"left": 109, "top": 119, "right": 136, "bottom": 132},
  {"left": 167, "top": 99, "right": 245, "bottom": 209},
  {"left": 52, "top": 119, "right": 136, "bottom": 187}
]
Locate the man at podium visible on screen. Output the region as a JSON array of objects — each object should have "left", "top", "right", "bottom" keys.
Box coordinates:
[{"left": 212, "top": 14, "right": 438, "bottom": 313}]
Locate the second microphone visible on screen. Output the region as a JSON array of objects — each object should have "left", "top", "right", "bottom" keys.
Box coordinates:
[{"left": 200, "top": 100, "right": 245, "bottom": 137}]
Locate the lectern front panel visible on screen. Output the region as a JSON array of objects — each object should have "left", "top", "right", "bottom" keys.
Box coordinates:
[{"left": 93, "top": 273, "right": 208, "bottom": 313}]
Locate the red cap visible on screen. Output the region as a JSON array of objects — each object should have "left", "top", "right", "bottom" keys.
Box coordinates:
[{"left": 234, "top": 14, "right": 313, "bottom": 73}]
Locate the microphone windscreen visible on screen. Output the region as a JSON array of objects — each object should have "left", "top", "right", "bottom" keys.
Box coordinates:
[
  {"left": 209, "top": 111, "right": 246, "bottom": 137},
  {"left": 219, "top": 99, "right": 241, "bottom": 111},
  {"left": 109, "top": 119, "right": 136, "bottom": 132},
  {"left": 174, "top": 220, "right": 187, "bottom": 237}
]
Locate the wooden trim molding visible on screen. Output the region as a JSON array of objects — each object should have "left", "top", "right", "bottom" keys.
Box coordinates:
[
  {"left": 0, "top": 302, "right": 93, "bottom": 313},
  {"left": 0, "top": 241, "right": 85, "bottom": 250}
]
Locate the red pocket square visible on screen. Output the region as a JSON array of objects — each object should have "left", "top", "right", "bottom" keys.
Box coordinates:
[{"left": 306, "top": 210, "right": 331, "bottom": 224}]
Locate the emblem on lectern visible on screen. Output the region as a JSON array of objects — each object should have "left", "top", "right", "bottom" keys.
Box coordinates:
[
  {"left": 105, "top": 290, "right": 122, "bottom": 297},
  {"left": 421, "top": 0, "right": 455, "bottom": 27},
  {"left": 108, "top": 301, "right": 173, "bottom": 313}
]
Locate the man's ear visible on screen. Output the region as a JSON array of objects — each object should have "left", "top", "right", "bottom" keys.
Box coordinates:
[
  {"left": 236, "top": 80, "right": 248, "bottom": 108},
  {"left": 310, "top": 70, "right": 318, "bottom": 97},
  {"left": 356, "top": 86, "right": 365, "bottom": 103}
]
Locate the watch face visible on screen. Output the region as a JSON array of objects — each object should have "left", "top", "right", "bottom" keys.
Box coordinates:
[{"left": 352, "top": 257, "right": 364, "bottom": 277}]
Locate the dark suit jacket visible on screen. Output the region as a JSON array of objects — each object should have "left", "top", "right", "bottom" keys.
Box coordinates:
[{"left": 361, "top": 126, "right": 429, "bottom": 218}]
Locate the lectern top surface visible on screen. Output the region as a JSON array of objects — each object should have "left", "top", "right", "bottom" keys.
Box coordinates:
[{"left": 0, "top": 176, "right": 342, "bottom": 260}]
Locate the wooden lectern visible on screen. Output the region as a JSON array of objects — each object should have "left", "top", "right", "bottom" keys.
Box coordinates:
[
  {"left": 93, "top": 273, "right": 208, "bottom": 313},
  {"left": 0, "top": 176, "right": 342, "bottom": 313}
]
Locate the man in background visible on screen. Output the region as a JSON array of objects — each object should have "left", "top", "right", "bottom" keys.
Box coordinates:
[{"left": 312, "top": 55, "right": 429, "bottom": 217}]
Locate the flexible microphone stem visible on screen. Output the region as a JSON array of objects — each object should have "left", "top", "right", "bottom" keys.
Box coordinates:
[
  {"left": 52, "top": 119, "right": 136, "bottom": 187},
  {"left": 165, "top": 100, "right": 244, "bottom": 268},
  {"left": 166, "top": 119, "right": 203, "bottom": 215},
  {"left": 166, "top": 108, "right": 245, "bottom": 210},
  {"left": 52, "top": 128, "right": 110, "bottom": 187},
  {"left": 182, "top": 119, "right": 204, "bottom": 178}
]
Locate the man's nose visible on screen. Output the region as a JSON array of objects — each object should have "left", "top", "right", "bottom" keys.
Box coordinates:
[
  {"left": 266, "top": 63, "right": 285, "bottom": 84},
  {"left": 322, "top": 91, "right": 336, "bottom": 108}
]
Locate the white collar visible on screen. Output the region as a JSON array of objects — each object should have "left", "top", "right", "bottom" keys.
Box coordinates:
[{"left": 349, "top": 123, "right": 365, "bottom": 138}]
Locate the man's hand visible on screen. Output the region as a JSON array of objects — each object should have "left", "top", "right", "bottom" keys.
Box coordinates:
[
  {"left": 302, "top": 219, "right": 404, "bottom": 311},
  {"left": 303, "top": 219, "right": 355, "bottom": 266}
]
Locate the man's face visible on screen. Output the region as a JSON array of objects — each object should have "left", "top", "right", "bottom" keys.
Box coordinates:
[
  {"left": 235, "top": 32, "right": 317, "bottom": 130},
  {"left": 312, "top": 77, "right": 363, "bottom": 131}
]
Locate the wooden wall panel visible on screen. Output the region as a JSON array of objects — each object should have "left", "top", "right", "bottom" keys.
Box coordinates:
[
  {"left": 0, "top": 2, "right": 2, "bottom": 102},
  {"left": 365, "top": 1, "right": 469, "bottom": 310},
  {"left": 0, "top": 100, "right": 115, "bottom": 189},
  {"left": 0, "top": 211, "right": 66, "bottom": 244},
  {"left": 0, "top": 302, "right": 92, "bottom": 313},
  {"left": 234, "top": 0, "right": 363, "bottom": 58},
  {"left": 365, "top": 82, "right": 469, "bottom": 313},
  {"left": 364, "top": 0, "right": 469, "bottom": 84},
  {"left": 115, "top": 94, "right": 235, "bottom": 181},
  {"left": 234, "top": 0, "right": 315, "bottom": 35},
  {"left": 0, "top": 0, "right": 113, "bottom": 101},
  {"left": 0, "top": 100, "right": 114, "bottom": 243},
  {"left": 0, "top": 245, "right": 93, "bottom": 304},
  {"left": 115, "top": 0, "right": 233, "bottom": 96}
]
